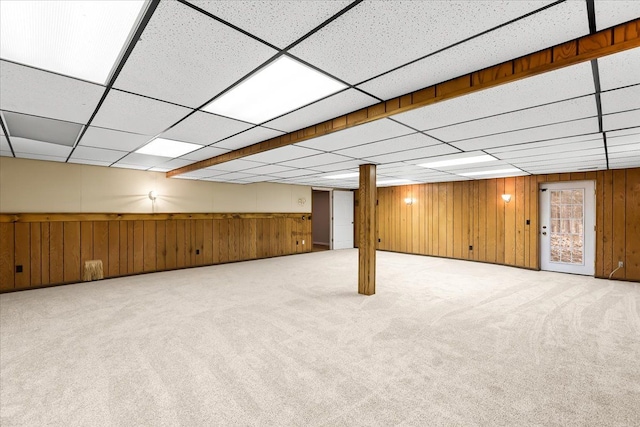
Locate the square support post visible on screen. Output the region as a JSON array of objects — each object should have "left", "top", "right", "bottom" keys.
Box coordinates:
[{"left": 358, "top": 164, "right": 376, "bottom": 295}]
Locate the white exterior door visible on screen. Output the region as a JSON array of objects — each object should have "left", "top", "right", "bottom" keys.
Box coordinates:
[
  {"left": 332, "top": 190, "right": 354, "bottom": 250},
  {"left": 540, "top": 181, "right": 595, "bottom": 275}
]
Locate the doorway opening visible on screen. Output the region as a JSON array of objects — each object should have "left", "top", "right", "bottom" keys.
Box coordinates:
[
  {"left": 312, "top": 190, "right": 331, "bottom": 251},
  {"left": 539, "top": 180, "right": 596, "bottom": 276}
]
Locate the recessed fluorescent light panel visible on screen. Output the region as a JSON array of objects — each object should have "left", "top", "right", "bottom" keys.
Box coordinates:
[
  {"left": 0, "top": 0, "right": 146, "bottom": 84},
  {"left": 136, "top": 138, "right": 201, "bottom": 158},
  {"left": 459, "top": 168, "right": 521, "bottom": 177},
  {"left": 419, "top": 154, "right": 496, "bottom": 169},
  {"left": 377, "top": 179, "right": 412, "bottom": 186},
  {"left": 203, "top": 56, "right": 347, "bottom": 124},
  {"left": 324, "top": 172, "right": 360, "bottom": 179}
]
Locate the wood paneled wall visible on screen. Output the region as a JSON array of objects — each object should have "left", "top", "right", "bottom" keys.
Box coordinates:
[
  {"left": 369, "top": 168, "right": 640, "bottom": 282},
  {"left": 0, "top": 213, "right": 312, "bottom": 292}
]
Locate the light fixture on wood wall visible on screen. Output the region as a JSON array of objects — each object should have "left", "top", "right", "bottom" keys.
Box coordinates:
[
  {"left": 404, "top": 197, "right": 415, "bottom": 205},
  {"left": 502, "top": 194, "right": 512, "bottom": 203},
  {"left": 148, "top": 190, "right": 158, "bottom": 201}
]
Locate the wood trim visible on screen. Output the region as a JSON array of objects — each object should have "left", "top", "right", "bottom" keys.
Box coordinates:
[
  {"left": 167, "top": 20, "right": 640, "bottom": 178},
  {"left": 0, "top": 212, "right": 311, "bottom": 223}
]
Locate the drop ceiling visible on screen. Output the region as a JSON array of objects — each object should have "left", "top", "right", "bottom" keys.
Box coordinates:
[{"left": 1, "top": 0, "right": 639, "bottom": 189}]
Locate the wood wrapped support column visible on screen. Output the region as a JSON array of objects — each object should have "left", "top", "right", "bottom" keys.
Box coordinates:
[{"left": 358, "top": 164, "right": 376, "bottom": 295}]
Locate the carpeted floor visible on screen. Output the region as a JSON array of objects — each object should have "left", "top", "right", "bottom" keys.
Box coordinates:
[{"left": 1, "top": 250, "right": 639, "bottom": 426}]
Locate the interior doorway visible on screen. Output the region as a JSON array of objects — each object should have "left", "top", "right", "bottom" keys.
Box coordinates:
[
  {"left": 312, "top": 190, "right": 331, "bottom": 251},
  {"left": 539, "top": 181, "right": 596, "bottom": 275}
]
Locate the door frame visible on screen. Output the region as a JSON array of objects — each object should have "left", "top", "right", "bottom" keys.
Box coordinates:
[{"left": 539, "top": 180, "right": 596, "bottom": 276}]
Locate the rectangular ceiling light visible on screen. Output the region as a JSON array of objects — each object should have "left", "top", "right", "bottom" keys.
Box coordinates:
[
  {"left": 459, "top": 168, "right": 521, "bottom": 177},
  {"left": 0, "top": 0, "right": 147, "bottom": 84},
  {"left": 419, "top": 154, "right": 496, "bottom": 169},
  {"left": 324, "top": 172, "right": 359, "bottom": 179},
  {"left": 377, "top": 179, "right": 413, "bottom": 186},
  {"left": 136, "top": 138, "right": 201, "bottom": 158},
  {"left": 203, "top": 56, "right": 347, "bottom": 124}
]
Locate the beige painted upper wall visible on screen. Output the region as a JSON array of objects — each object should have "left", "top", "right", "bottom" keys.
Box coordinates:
[{"left": 0, "top": 157, "right": 311, "bottom": 213}]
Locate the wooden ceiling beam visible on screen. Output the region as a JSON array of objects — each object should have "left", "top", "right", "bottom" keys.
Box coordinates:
[{"left": 167, "top": 19, "right": 640, "bottom": 178}]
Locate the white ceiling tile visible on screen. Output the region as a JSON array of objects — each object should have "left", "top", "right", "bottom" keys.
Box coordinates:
[
  {"left": 0, "top": 60, "right": 104, "bottom": 124},
  {"left": 364, "top": 143, "right": 459, "bottom": 163},
  {"left": 609, "top": 160, "right": 640, "bottom": 169},
  {"left": 434, "top": 160, "right": 513, "bottom": 174},
  {"left": 92, "top": 89, "right": 192, "bottom": 135},
  {"left": 290, "top": 1, "right": 559, "bottom": 84},
  {"left": 14, "top": 153, "right": 67, "bottom": 163},
  {"left": 601, "top": 85, "right": 640, "bottom": 114},
  {"left": 180, "top": 169, "right": 225, "bottom": 179},
  {"left": 452, "top": 118, "right": 600, "bottom": 151},
  {"left": 267, "top": 168, "right": 319, "bottom": 178},
  {"left": 209, "top": 171, "right": 257, "bottom": 181},
  {"left": 308, "top": 159, "right": 368, "bottom": 172},
  {"left": 10, "top": 137, "right": 72, "bottom": 157},
  {"left": 203, "top": 159, "right": 266, "bottom": 172},
  {"left": 114, "top": 1, "right": 277, "bottom": 107},
  {"left": 430, "top": 95, "right": 597, "bottom": 142},
  {"left": 79, "top": 126, "right": 152, "bottom": 151},
  {"left": 598, "top": 47, "right": 640, "bottom": 90},
  {"left": 69, "top": 146, "right": 127, "bottom": 163},
  {"left": 1, "top": 135, "right": 9, "bottom": 151},
  {"left": 602, "top": 109, "right": 640, "bottom": 131},
  {"left": 509, "top": 149, "right": 606, "bottom": 166},
  {"left": 606, "top": 126, "right": 640, "bottom": 139},
  {"left": 242, "top": 145, "right": 321, "bottom": 163},
  {"left": 607, "top": 142, "right": 640, "bottom": 154},
  {"left": 114, "top": 153, "right": 169, "bottom": 168},
  {"left": 488, "top": 137, "right": 604, "bottom": 160},
  {"left": 153, "top": 158, "right": 196, "bottom": 171},
  {"left": 279, "top": 152, "right": 355, "bottom": 168},
  {"left": 487, "top": 134, "right": 602, "bottom": 154},
  {"left": 606, "top": 130, "right": 640, "bottom": 146},
  {"left": 213, "top": 126, "right": 284, "bottom": 150},
  {"left": 111, "top": 163, "right": 152, "bottom": 171},
  {"left": 296, "top": 118, "right": 413, "bottom": 151},
  {"left": 161, "top": 111, "right": 253, "bottom": 146},
  {"left": 264, "top": 89, "right": 379, "bottom": 133},
  {"left": 188, "top": 1, "right": 352, "bottom": 49},
  {"left": 594, "top": 0, "right": 640, "bottom": 31},
  {"left": 333, "top": 132, "right": 440, "bottom": 158},
  {"left": 67, "top": 158, "right": 112, "bottom": 167},
  {"left": 392, "top": 62, "right": 595, "bottom": 131},
  {"left": 179, "top": 146, "right": 230, "bottom": 162},
  {"left": 358, "top": 1, "right": 589, "bottom": 100},
  {"left": 240, "top": 164, "right": 297, "bottom": 175}
]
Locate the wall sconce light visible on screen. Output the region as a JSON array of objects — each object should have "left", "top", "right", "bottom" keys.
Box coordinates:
[
  {"left": 404, "top": 197, "right": 415, "bottom": 205},
  {"left": 148, "top": 190, "right": 158, "bottom": 201},
  {"left": 298, "top": 197, "right": 306, "bottom": 206},
  {"left": 501, "top": 194, "right": 512, "bottom": 203}
]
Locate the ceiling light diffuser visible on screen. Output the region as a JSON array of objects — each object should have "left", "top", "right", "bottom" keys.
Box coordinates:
[
  {"left": 459, "top": 168, "right": 521, "bottom": 177},
  {"left": 203, "top": 56, "right": 347, "bottom": 124},
  {"left": 419, "top": 154, "right": 496, "bottom": 169},
  {"left": 324, "top": 172, "right": 359, "bottom": 179},
  {"left": 136, "top": 138, "right": 201, "bottom": 158},
  {"left": 0, "top": 0, "right": 146, "bottom": 84},
  {"left": 377, "top": 179, "right": 412, "bottom": 186}
]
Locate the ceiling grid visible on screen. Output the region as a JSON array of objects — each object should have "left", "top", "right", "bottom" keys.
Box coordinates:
[{"left": 1, "top": 0, "right": 639, "bottom": 188}]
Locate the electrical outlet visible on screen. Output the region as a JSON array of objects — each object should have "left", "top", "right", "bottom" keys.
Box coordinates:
[
  {"left": 618, "top": 261, "right": 624, "bottom": 268},
  {"left": 302, "top": 240, "right": 305, "bottom": 245}
]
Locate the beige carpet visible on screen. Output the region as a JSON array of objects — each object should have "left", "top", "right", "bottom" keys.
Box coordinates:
[{"left": 1, "top": 250, "right": 639, "bottom": 426}]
